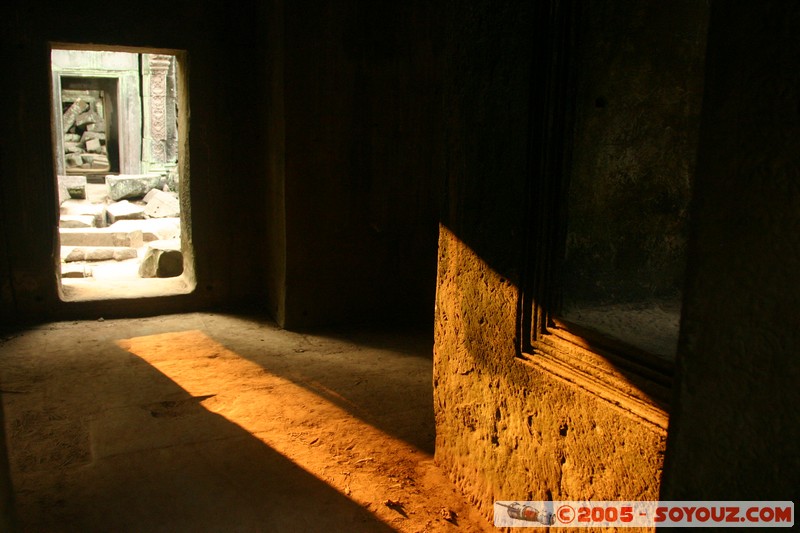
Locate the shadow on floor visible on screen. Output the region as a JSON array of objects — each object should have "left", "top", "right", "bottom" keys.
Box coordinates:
[
  {"left": 0, "top": 323, "right": 396, "bottom": 532},
  {"left": 196, "top": 312, "right": 437, "bottom": 455}
]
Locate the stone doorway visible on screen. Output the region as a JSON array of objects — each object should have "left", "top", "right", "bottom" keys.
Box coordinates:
[
  {"left": 51, "top": 47, "right": 195, "bottom": 301},
  {"left": 60, "top": 76, "right": 118, "bottom": 175}
]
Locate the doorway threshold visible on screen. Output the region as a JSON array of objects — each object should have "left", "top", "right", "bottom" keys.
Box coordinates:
[{"left": 60, "top": 276, "right": 195, "bottom": 302}]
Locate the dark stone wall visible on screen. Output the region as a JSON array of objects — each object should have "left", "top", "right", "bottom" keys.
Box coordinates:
[
  {"left": 279, "top": 0, "right": 443, "bottom": 328},
  {"left": 565, "top": 0, "right": 708, "bottom": 303},
  {"left": 0, "top": 403, "right": 14, "bottom": 531},
  {"left": 661, "top": 0, "right": 800, "bottom": 502},
  {"left": 263, "top": 0, "right": 288, "bottom": 325}
]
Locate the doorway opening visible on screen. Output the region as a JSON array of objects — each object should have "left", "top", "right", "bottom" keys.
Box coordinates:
[{"left": 51, "top": 45, "right": 195, "bottom": 301}]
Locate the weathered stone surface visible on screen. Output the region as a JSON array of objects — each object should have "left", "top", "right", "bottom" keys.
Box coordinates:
[
  {"left": 58, "top": 175, "right": 87, "bottom": 200},
  {"left": 65, "top": 154, "right": 84, "bottom": 168},
  {"left": 86, "top": 120, "right": 106, "bottom": 132},
  {"left": 59, "top": 228, "right": 143, "bottom": 248},
  {"left": 166, "top": 171, "right": 179, "bottom": 192},
  {"left": 64, "top": 247, "right": 138, "bottom": 262},
  {"left": 106, "top": 174, "right": 162, "bottom": 201},
  {"left": 107, "top": 218, "right": 180, "bottom": 242},
  {"left": 57, "top": 178, "right": 70, "bottom": 205},
  {"left": 64, "top": 133, "right": 81, "bottom": 143},
  {"left": 59, "top": 215, "right": 96, "bottom": 229},
  {"left": 60, "top": 200, "right": 107, "bottom": 228},
  {"left": 80, "top": 131, "right": 105, "bottom": 143},
  {"left": 64, "top": 142, "right": 83, "bottom": 154},
  {"left": 75, "top": 110, "right": 101, "bottom": 127},
  {"left": 62, "top": 99, "right": 89, "bottom": 131},
  {"left": 434, "top": 228, "right": 668, "bottom": 520},
  {"left": 143, "top": 190, "right": 180, "bottom": 218},
  {"left": 106, "top": 200, "right": 145, "bottom": 224},
  {"left": 84, "top": 138, "right": 102, "bottom": 153},
  {"left": 88, "top": 155, "right": 109, "bottom": 169},
  {"left": 142, "top": 188, "right": 161, "bottom": 204},
  {"left": 138, "top": 239, "right": 183, "bottom": 278}
]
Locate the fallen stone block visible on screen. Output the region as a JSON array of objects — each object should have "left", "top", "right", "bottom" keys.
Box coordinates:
[
  {"left": 75, "top": 110, "right": 101, "bottom": 127},
  {"left": 80, "top": 154, "right": 108, "bottom": 169},
  {"left": 58, "top": 175, "right": 87, "bottom": 199},
  {"left": 62, "top": 99, "right": 89, "bottom": 131},
  {"left": 59, "top": 228, "right": 143, "bottom": 248},
  {"left": 65, "top": 133, "right": 81, "bottom": 143},
  {"left": 60, "top": 200, "right": 107, "bottom": 228},
  {"left": 59, "top": 215, "right": 96, "bottom": 228},
  {"left": 85, "top": 138, "right": 102, "bottom": 153},
  {"left": 106, "top": 174, "right": 162, "bottom": 201},
  {"left": 142, "top": 188, "right": 161, "bottom": 203},
  {"left": 65, "top": 153, "right": 84, "bottom": 168},
  {"left": 144, "top": 190, "right": 180, "bottom": 218},
  {"left": 64, "top": 142, "right": 84, "bottom": 154},
  {"left": 64, "top": 247, "right": 139, "bottom": 262},
  {"left": 139, "top": 239, "right": 183, "bottom": 278},
  {"left": 106, "top": 200, "right": 145, "bottom": 224},
  {"left": 86, "top": 120, "right": 106, "bottom": 133},
  {"left": 80, "top": 131, "right": 105, "bottom": 143},
  {"left": 107, "top": 218, "right": 180, "bottom": 242},
  {"left": 89, "top": 155, "right": 109, "bottom": 169}
]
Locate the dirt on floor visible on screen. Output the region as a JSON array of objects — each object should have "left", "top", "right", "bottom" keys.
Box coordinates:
[{"left": 0, "top": 312, "right": 495, "bottom": 533}]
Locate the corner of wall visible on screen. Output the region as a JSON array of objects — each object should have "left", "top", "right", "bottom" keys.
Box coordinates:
[
  {"left": 264, "top": 0, "right": 287, "bottom": 328},
  {"left": 0, "top": 403, "right": 17, "bottom": 532}
]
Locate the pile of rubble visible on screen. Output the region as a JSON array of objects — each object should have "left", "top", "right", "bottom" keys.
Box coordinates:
[
  {"left": 58, "top": 173, "right": 183, "bottom": 280},
  {"left": 62, "top": 90, "right": 110, "bottom": 171}
]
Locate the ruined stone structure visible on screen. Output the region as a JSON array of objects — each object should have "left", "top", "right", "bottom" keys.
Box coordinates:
[
  {"left": 50, "top": 50, "right": 141, "bottom": 176},
  {"left": 51, "top": 50, "right": 178, "bottom": 178},
  {"left": 0, "top": 0, "right": 797, "bottom": 530},
  {"left": 50, "top": 51, "right": 183, "bottom": 290}
]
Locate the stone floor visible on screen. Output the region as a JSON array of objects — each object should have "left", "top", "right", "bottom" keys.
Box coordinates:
[{"left": 0, "top": 313, "right": 493, "bottom": 532}]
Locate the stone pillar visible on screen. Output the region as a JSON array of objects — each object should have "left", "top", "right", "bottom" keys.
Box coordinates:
[
  {"left": 165, "top": 58, "right": 179, "bottom": 164},
  {"left": 142, "top": 54, "right": 176, "bottom": 172},
  {"left": 660, "top": 0, "right": 800, "bottom": 501}
]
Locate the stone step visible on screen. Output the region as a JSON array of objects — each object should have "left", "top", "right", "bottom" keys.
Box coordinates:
[
  {"left": 61, "top": 246, "right": 139, "bottom": 263},
  {"left": 60, "top": 199, "right": 107, "bottom": 228},
  {"left": 59, "top": 215, "right": 97, "bottom": 229},
  {"left": 107, "top": 218, "right": 180, "bottom": 242},
  {"left": 59, "top": 228, "right": 143, "bottom": 248},
  {"left": 106, "top": 200, "right": 145, "bottom": 224},
  {"left": 61, "top": 263, "right": 91, "bottom": 278}
]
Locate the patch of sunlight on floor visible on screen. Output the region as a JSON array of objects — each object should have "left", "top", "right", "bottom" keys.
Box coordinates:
[{"left": 116, "top": 329, "right": 492, "bottom": 532}]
